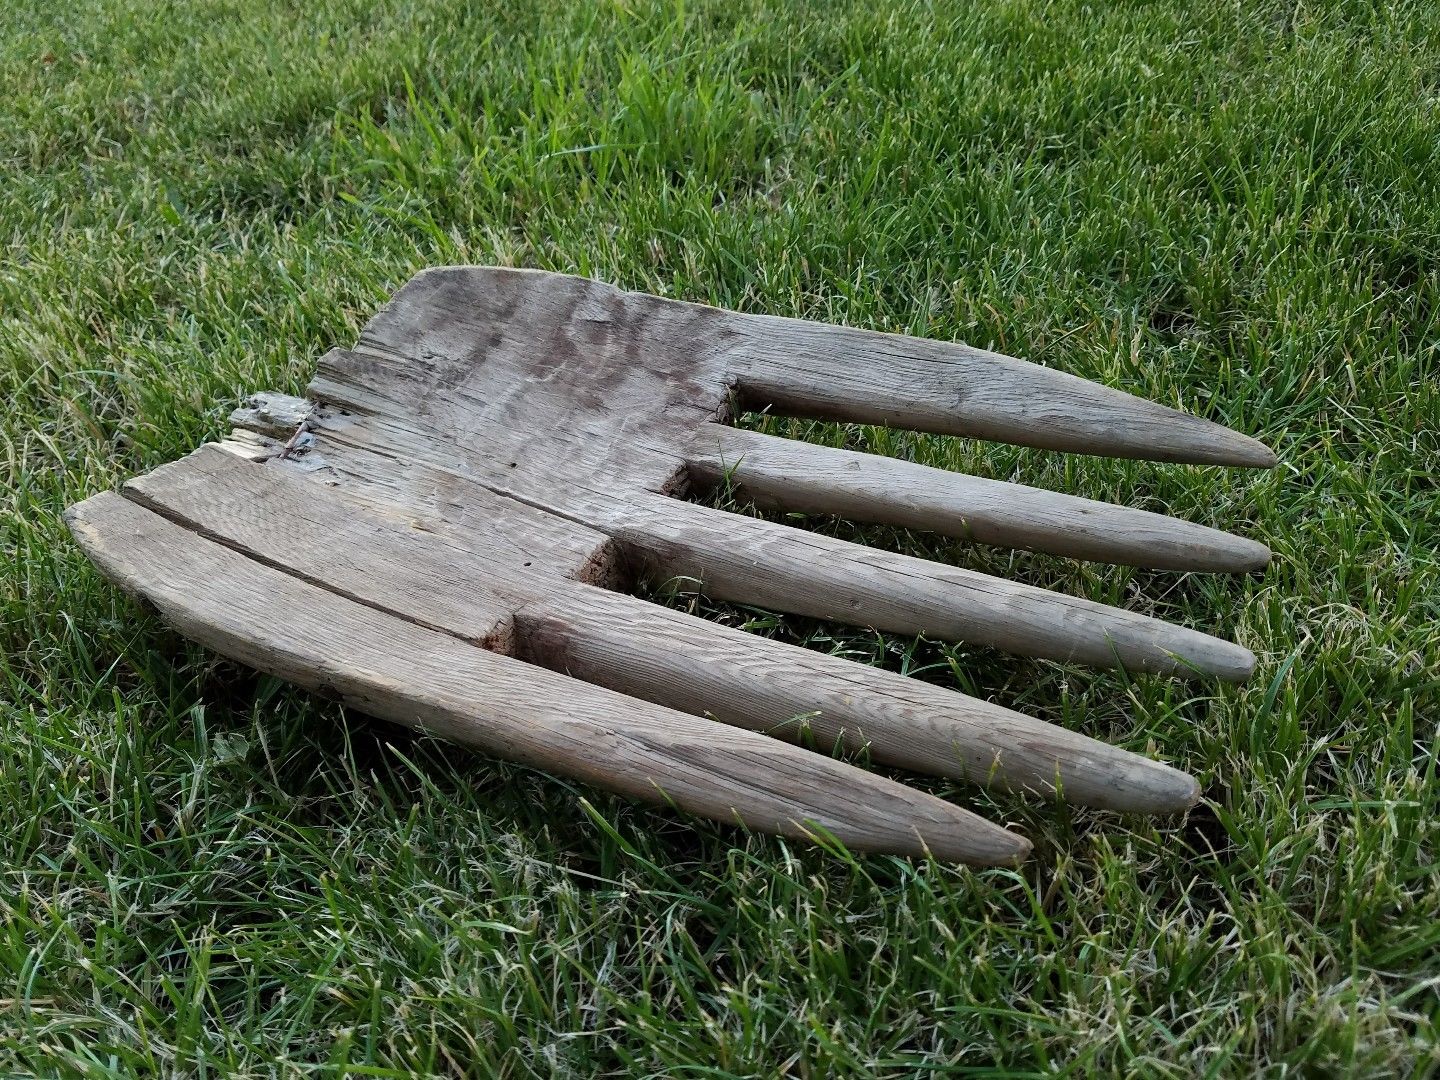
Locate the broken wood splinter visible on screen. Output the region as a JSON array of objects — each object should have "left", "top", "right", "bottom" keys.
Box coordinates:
[{"left": 67, "top": 267, "right": 1277, "bottom": 865}]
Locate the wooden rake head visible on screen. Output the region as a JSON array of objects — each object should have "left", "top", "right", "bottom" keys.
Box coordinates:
[{"left": 66, "top": 267, "right": 1276, "bottom": 865}]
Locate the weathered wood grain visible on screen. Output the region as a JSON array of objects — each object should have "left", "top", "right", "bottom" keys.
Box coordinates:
[
  {"left": 610, "top": 494, "right": 1257, "bottom": 681},
  {"left": 227, "top": 382, "right": 1258, "bottom": 677},
  {"left": 727, "top": 313, "right": 1278, "bottom": 467},
  {"left": 516, "top": 588, "right": 1201, "bottom": 813},
  {"left": 285, "top": 268, "right": 1267, "bottom": 674},
  {"left": 67, "top": 492, "right": 1030, "bottom": 865},
  {"left": 121, "top": 444, "right": 1201, "bottom": 812},
  {"left": 686, "top": 423, "right": 1271, "bottom": 572},
  {"left": 225, "top": 399, "right": 1258, "bottom": 677},
  {"left": 66, "top": 266, "right": 1279, "bottom": 862},
  {"left": 127, "top": 442, "right": 619, "bottom": 593}
]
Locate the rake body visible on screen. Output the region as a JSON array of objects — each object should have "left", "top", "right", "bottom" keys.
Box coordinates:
[{"left": 67, "top": 268, "right": 1277, "bottom": 864}]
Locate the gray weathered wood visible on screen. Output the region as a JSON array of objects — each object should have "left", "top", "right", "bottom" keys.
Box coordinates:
[
  {"left": 608, "top": 494, "right": 1257, "bottom": 681},
  {"left": 516, "top": 589, "right": 1201, "bottom": 813},
  {"left": 124, "top": 444, "right": 1200, "bottom": 812},
  {"left": 726, "top": 312, "right": 1278, "bottom": 467},
  {"left": 68, "top": 493, "right": 1029, "bottom": 865},
  {"left": 67, "top": 266, "right": 1280, "bottom": 862},
  {"left": 685, "top": 423, "right": 1271, "bottom": 572},
  {"left": 223, "top": 399, "right": 1258, "bottom": 679}
]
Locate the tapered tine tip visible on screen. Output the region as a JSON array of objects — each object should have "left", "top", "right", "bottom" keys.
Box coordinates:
[
  {"left": 1108, "top": 759, "right": 1202, "bottom": 815},
  {"left": 1223, "top": 433, "right": 1279, "bottom": 469},
  {"left": 1204, "top": 642, "right": 1258, "bottom": 683},
  {"left": 923, "top": 826, "right": 1031, "bottom": 867},
  {"left": 1176, "top": 772, "right": 1203, "bottom": 810},
  {"left": 1154, "top": 412, "right": 1279, "bottom": 469},
  {"left": 1231, "top": 537, "right": 1273, "bottom": 573},
  {"left": 1003, "top": 831, "right": 1034, "bottom": 866}
]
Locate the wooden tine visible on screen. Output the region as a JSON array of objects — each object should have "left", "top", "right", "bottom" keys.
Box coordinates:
[
  {"left": 616, "top": 494, "right": 1258, "bottom": 681},
  {"left": 520, "top": 584, "right": 1202, "bottom": 813},
  {"left": 686, "top": 423, "right": 1271, "bottom": 572},
  {"left": 66, "top": 492, "right": 1031, "bottom": 866},
  {"left": 126, "top": 445, "right": 1195, "bottom": 812},
  {"left": 729, "top": 316, "right": 1278, "bottom": 467}
]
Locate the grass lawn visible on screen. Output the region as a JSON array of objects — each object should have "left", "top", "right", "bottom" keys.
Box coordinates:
[{"left": 2, "top": 0, "right": 1437, "bottom": 1074}]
